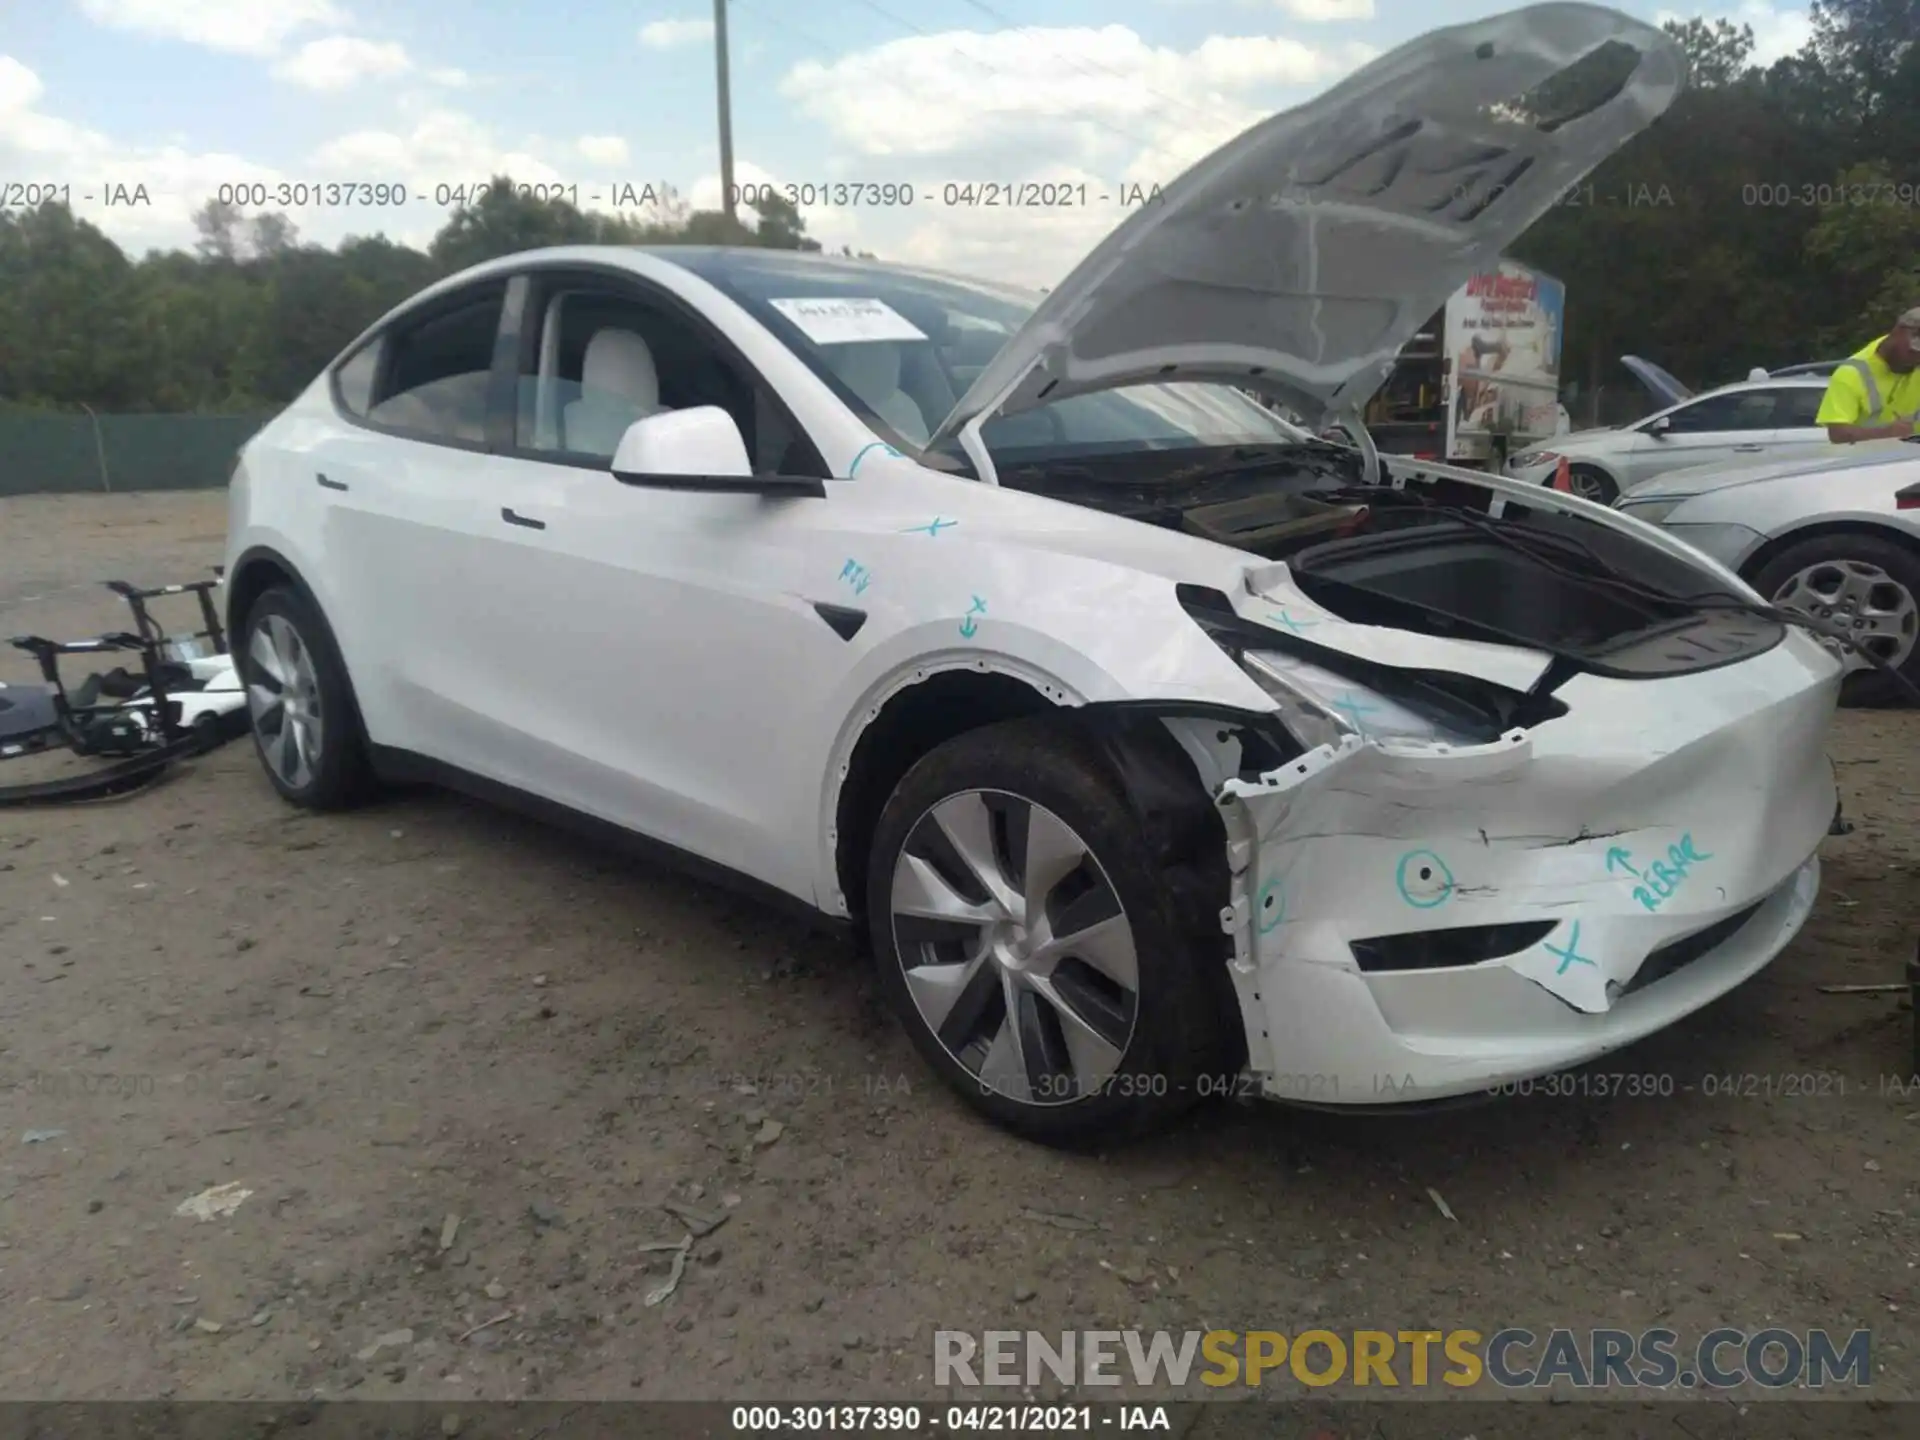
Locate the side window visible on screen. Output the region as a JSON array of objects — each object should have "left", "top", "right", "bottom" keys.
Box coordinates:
[
  {"left": 360, "top": 284, "right": 506, "bottom": 445},
  {"left": 1773, "top": 387, "right": 1826, "bottom": 429},
  {"left": 333, "top": 337, "right": 382, "bottom": 418},
  {"left": 1661, "top": 392, "right": 1777, "bottom": 433},
  {"left": 515, "top": 279, "right": 824, "bottom": 475}
]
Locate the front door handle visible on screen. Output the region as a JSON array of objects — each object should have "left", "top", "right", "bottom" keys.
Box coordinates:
[
  {"left": 1732, "top": 443, "right": 1765, "bottom": 452},
  {"left": 501, "top": 507, "right": 546, "bottom": 530},
  {"left": 317, "top": 473, "right": 348, "bottom": 492}
]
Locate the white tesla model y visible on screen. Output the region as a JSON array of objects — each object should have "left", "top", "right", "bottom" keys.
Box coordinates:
[{"left": 225, "top": 5, "right": 1842, "bottom": 1146}]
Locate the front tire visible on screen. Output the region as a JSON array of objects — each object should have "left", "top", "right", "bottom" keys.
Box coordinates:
[
  {"left": 1750, "top": 534, "right": 1920, "bottom": 708},
  {"left": 1567, "top": 464, "right": 1618, "bottom": 505},
  {"left": 866, "top": 717, "right": 1235, "bottom": 1148},
  {"left": 240, "top": 585, "right": 376, "bottom": 808}
]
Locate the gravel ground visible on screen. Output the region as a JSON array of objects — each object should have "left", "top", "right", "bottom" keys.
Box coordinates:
[{"left": 1, "top": 492, "right": 1916, "bottom": 1405}]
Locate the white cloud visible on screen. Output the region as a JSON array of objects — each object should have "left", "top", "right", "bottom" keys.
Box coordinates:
[
  {"left": 1655, "top": 3, "right": 1813, "bottom": 69},
  {"left": 0, "top": 54, "right": 283, "bottom": 250},
  {"left": 77, "top": 0, "right": 347, "bottom": 57},
  {"left": 577, "top": 134, "right": 629, "bottom": 166},
  {"left": 1275, "top": 0, "right": 1374, "bottom": 19},
  {"left": 272, "top": 37, "right": 413, "bottom": 91},
  {"left": 425, "top": 67, "right": 472, "bottom": 87},
  {"left": 782, "top": 25, "right": 1369, "bottom": 159},
  {"left": 766, "top": 25, "right": 1376, "bottom": 286},
  {"left": 309, "top": 109, "right": 561, "bottom": 188},
  {"left": 639, "top": 18, "right": 714, "bottom": 50},
  {"left": 0, "top": 52, "right": 645, "bottom": 256},
  {"left": 0, "top": 54, "right": 44, "bottom": 113}
]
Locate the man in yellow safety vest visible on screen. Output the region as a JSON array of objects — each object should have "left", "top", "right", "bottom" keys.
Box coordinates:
[{"left": 1816, "top": 306, "right": 1920, "bottom": 443}]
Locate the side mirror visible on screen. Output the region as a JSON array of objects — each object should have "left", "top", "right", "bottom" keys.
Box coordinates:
[
  {"left": 611, "top": 406, "right": 751, "bottom": 480},
  {"left": 1646, "top": 415, "right": 1672, "bottom": 437}
]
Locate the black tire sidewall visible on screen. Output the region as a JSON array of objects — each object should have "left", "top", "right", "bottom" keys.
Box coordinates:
[
  {"left": 864, "top": 718, "right": 1229, "bottom": 1147},
  {"left": 1751, "top": 533, "right": 1920, "bottom": 707},
  {"left": 240, "top": 586, "right": 372, "bottom": 807}
]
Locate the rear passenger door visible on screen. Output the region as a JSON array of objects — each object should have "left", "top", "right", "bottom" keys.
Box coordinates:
[{"left": 306, "top": 278, "right": 512, "bottom": 752}]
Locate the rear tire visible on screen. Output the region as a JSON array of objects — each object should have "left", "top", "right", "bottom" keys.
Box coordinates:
[
  {"left": 865, "top": 716, "right": 1237, "bottom": 1148},
  {"left": 1750, "top": 533, "right": 1920, "bottom": 708},
  {"left": 239, "top": 585, "right": 377, "bottom": 808}
]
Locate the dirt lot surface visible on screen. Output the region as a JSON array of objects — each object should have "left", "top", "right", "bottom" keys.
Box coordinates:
[{"left": 2, "top": 492, "right": 1917, "bottom": 1407}]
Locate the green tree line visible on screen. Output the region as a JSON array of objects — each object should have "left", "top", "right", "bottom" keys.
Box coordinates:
[
  {"left": 2, "top": 0, "right": 1916, "bottom": 415},
  {"left": 0, "top": 184, "right": 839, "bottom": 413},
  {"left": 1512, "top": 0, "right": 1920, "bottom": 401}
]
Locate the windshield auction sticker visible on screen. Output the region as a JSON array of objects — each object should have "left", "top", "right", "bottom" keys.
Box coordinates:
[{"left": 769, "top": 296, "right": 928, "bottom": 345}]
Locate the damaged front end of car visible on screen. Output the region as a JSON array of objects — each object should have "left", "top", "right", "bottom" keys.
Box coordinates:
[{"left": 1157, "top": 522, "right": 1840, "bottom": 1105}]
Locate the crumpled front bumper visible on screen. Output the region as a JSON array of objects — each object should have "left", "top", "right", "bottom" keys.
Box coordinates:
[{"left": 1211, "top": 633, "right": 1840, "bottom": 1103}]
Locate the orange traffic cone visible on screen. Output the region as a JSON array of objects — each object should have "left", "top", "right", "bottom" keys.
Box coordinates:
[{"left": 1551, "top": 455, "right": 1572, "bottom": 492}]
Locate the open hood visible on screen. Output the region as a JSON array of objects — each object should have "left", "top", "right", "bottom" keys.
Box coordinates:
[
  {"left": 928, "top": 4, "right": 1684, "bottom": 458},
  {"left": 1620, "top": 354, "right": 1691, "bottom": 408}
]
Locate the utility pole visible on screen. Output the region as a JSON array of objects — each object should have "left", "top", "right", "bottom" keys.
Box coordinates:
[{"left": 714, "top": 0, "right": 737, "bottom": 225}]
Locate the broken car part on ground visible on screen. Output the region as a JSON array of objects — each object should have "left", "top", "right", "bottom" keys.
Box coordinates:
[{"left": 1, "top": 574, "right": 246, "bottom": 806}]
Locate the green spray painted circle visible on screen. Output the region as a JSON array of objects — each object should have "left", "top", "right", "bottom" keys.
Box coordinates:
[
  {"left": 1395, "top": 849, "right": 1455, "bottom": 909},
  {"left": 1256, "top": 876, "right": 1286, "bottom": 933}
]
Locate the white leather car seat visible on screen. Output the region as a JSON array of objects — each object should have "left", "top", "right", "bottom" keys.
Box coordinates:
[
  {"left": 827, "top": 343, "right": 929, "bottom": 445},
  {"left": 562, "top": 328, "right": 662, "bottom": 455}
]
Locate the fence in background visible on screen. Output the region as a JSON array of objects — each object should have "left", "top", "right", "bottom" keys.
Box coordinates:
[{"left": 0, "top": 413, "right": 278, "bottom": 497}]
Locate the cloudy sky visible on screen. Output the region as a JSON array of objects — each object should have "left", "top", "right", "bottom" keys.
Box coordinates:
[{"left": 1, "top": 1, "right": 1814, "bottom": 286}]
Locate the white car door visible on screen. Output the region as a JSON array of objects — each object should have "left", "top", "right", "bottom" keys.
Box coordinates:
[
  {"left": 308, "top": 278, "right": 513, "bottom": 754},
  {"left": 1624, "top": 389, "right": 1779, "bottom": 485},
  {"left": 424, "top": 269, "right": 857, "bottom": 896}
]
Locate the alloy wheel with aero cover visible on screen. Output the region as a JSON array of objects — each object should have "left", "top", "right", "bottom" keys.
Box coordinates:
[
  {"left": 866, "top": 717, "right": 1236, "bottom": 1146},
  {"left": 241, "top": 585, "right": 375, "bottom": 808}
]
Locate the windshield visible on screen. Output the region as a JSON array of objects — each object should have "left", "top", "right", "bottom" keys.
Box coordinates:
[{"left": 666, "top": 248, "right": 1308, "bottom": 470}]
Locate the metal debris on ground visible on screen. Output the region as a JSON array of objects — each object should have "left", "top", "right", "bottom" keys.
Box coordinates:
[
  {"left": 2, "top": 573, "right": 246, "bottom": 807},
  {"left": 1428, "top": 1187, "right": 1458, "bottom": 1222},
  {"left": 21, "top": 1128, "right": 66, "bottom": 1144}
]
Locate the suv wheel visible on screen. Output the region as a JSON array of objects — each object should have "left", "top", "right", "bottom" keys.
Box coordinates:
[
  {"left": 240, "top": 585, "right": 376, "bottom": 807},
  {"left": 866, "top": 718, "right": 1235, "bottom": 1147}
]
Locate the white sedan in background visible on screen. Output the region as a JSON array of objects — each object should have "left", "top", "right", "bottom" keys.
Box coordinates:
[
  {"left": 1507, "top": 369, "right": 1834, "bottom": 503},
  {"left": 222, "top": 5, "right": 1841, "bottom": 1147}
]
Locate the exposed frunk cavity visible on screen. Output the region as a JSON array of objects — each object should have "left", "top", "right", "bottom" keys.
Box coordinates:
[{"left": 1285, "top": 518, "right": 1785, "bottom": 678}]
